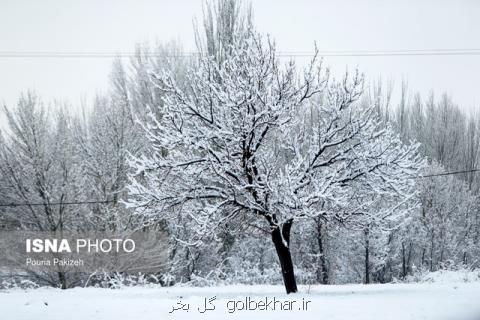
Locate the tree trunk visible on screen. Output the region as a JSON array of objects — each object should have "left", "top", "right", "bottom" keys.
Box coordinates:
[
  {"left": 316, "top": 219, "right": 329, "bottom": 284},
  {"left": 271, "top": 219, "right": 298, "bottom": 294},
  {"left": 58, "top": 271, "right": 67, "bottom": 289},
  {"left": 430, "top": 232, "right": 435, "bottom": 272},
  {"left": 401, "top": 242, "right": 407, "bottom": 279},
  {"left": 364, "top": 228, "right": 370, "bottom": 284},
  {"left": 406, "top": 242, "right": 413, "bottom": 275}
]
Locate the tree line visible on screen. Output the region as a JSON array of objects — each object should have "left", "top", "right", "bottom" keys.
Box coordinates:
[{"left": 0, "top": 0, "right": 478, "bottom": 292}]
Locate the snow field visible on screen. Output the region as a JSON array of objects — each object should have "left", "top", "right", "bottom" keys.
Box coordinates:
[{"left": 1, "top": 282, "right": 480, "bottom": 320}]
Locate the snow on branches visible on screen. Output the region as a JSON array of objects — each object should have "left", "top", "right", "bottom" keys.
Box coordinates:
[{"left": 127, "top": 31, "right": 424, "bottom": 245}]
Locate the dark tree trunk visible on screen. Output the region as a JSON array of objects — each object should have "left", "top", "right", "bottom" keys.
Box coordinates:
[
  {"left": 430, "top": 232, "right": 435, "bottom": 272},
  {"left": 406, "top": 242, "right": 413, "bottom": 276},
  {"left": 364, "top": 228, "right": 370, "bottom": 284},
  {"left": 316, "top": 219, "right": 329, "bottom": 284},
  {"left": 271, "top": 219, "right": 298, "bottom": 294},
  {"left": 218, "top": 227, "right": 236, "bottom": 273},
  {"left": 421, "top": 247, "right": 426, "bottom": 266},
  {"left": 58, "top": 271, "right": 67, "bottom": 289}
]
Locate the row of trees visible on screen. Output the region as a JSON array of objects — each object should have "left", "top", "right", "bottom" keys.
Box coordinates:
[{"left": 1, "top": 0, "right": 479, "bottom": 292}]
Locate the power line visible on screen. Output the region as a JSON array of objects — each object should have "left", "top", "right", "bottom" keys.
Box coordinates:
[
  {"left": 0, "top": 168, "right": 479, "bottom": 207},
  {"left": 415, "top": 168, "right": 480, "bottom": 179},
  {"left": 1, "top": 49, "right": 480, "bottom": 58},
  {"left": 0, "top": 199, "right": 115, "bottom": 208}
]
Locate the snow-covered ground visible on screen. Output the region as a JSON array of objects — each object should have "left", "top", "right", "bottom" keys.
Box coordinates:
[{"left": 2, "top": 281, "right": 480, "bottom": 320}]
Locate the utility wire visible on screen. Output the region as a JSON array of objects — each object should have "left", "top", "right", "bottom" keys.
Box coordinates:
[
  {"left": 0, "top": 199, "right": 116, "bottom": 208},
  {"left": 0, "top": 168, "right": 479, "bottom": 207},
  {"left": 1, "top": 49, "right": 480, "bottom": 58},
  {"left": 414, "top": 168, "right": 480, "bottom": 179}
]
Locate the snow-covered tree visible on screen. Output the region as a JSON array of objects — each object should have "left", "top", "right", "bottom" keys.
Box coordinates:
[
  {"left": 194, "top": 0, "right": 252, "bottom": 64},
  {"left": 127, "top": 28, "right": 424, "bottom": 293},
  {"left": 0, "top": 92, "right": 86, "bottom": 288}
]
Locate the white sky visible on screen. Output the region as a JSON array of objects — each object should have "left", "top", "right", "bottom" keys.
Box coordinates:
[{"left": 1, "top": 0, "right": 479, "bottom": 126}]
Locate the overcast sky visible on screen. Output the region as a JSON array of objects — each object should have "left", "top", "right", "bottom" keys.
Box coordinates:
[{"left": 1, "top": 0, "right": 479, "bottom": 126}]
